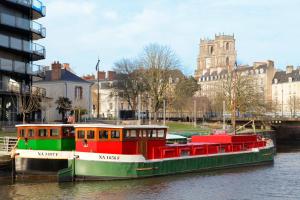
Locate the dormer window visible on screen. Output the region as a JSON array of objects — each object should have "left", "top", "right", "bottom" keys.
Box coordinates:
[
  {"left": 274, "top": 79, "right": 278, "bottom": 84},
  {"left": 260, "top": 68, "right": 264, "bottom": 74},
  {"left": 289, "top": 77, "right": 292, "bottom": 83}
]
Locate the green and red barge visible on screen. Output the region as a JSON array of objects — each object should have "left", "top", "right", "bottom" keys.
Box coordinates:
[{"left": 14, "top": 124, "right": 274, "bottom": 181}]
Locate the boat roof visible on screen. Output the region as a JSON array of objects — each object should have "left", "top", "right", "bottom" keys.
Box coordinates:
[
  {"left": 73, "top": 123, "right": 168, "bottom": 129},
  {"left": 166, "top": 134, "right": 187, "bottom": 140},
  {"left": 15, "top": 124, "right": 76, "bottom": 127},
  {"left": 16, "top": 123, "right": 168, "bottom": 129}
]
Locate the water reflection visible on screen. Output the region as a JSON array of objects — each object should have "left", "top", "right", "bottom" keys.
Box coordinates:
[{"left": 0, "top": 149, "right": 300, "bottom": 200}]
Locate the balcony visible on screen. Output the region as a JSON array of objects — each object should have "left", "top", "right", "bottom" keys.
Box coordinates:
[
  {"left": 0, "top": 13, "right": 46, "bottom": 40},
  {"left": 0, "top": 80, "right": 46, "bottom": 97},
  {"left": 5, "top": 0, "right": 46, "bottom": 19},
  {"left": 0, "top": 33, "right": 45, "bottom": 61},
  {"left": 0, "top": 57, "right": 45, "bottom": 77}
]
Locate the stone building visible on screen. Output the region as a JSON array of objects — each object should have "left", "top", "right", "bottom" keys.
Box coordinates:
[
  {"left": 198, "top": 60, "right": 276, "bottom": 113},
  {"left": 82, "top": 71, "right": 129, "bottom": 118},
  {"left": 272, "top": 66, "right": 300, "bottom": 117},
  {"left": 194, "top": 34, "right": 237, "bottom": 80}
]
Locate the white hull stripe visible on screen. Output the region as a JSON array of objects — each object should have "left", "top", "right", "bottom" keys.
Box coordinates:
[
  {"left": 15, "top": 149, "right": 74, "bottom": 160},
  {"left": 15, "top": 145, "right": 273, "bottom": 163}
]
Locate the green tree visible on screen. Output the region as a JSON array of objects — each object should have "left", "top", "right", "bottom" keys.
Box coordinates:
[
  {"left": 55, "top": 97, "right": 72, "bottom": 121},
  {"left": 172, "top": 76, "right": 199, "bottom": 112}
]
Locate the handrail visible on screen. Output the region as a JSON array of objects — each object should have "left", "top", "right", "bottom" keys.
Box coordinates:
[{"left": 0, "top": 137, "right": 18, "bottom": 154}]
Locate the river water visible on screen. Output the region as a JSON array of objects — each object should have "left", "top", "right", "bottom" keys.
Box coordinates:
[{"left": 0, "top": 148, "right": 300, "bottom": 200}]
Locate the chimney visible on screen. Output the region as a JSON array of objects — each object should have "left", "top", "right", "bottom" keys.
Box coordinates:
[
  {"left": 286, "top": 65, "right": 293, "bottom": 74},
  {"left": 51, "top": 61, "right": 62, "bottom": 80},
  {"left": 82, "top": 74, "right": 95, "bottom": 81},
  {"left": 97, "top": 71, "right": 106, "bottom": 81},
  {"left": 63, "top": 63, "right": 71, "bottom": 71},
  {"left": 107, "top": 71, "right": 116, "bottom": 81}
]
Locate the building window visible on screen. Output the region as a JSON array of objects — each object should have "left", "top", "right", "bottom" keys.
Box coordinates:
[
  {"left": 226, "top": 57, "right": 229, "bottom": 66},
  {"left": 226, "top": 42, "right": 229, "bottom": 50},
  {"left": 75, "top": 86, "right": 83, "bottom": 99}
]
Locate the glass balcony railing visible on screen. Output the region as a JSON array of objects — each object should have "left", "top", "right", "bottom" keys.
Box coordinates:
[
  {"left": 0, "top": 13, "right": 46, "bottom": 38},
  {"left": 6, "top": 0, "right": 46, "bottom": 17},
  {"left": 0, "top": 33, "right": 45, "bottom": 59},
  {"left": 0, "top": 57, "right": 45, "bottom": 76},
  {"left": 0, "top": 80, "right": 46, "bottom": 96},
  {"left": 0, "top": 80, "right": 20, "bottom": 93}
]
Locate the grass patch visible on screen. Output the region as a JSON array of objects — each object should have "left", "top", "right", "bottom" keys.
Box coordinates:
[{"left": 166, "top": 122, "right": 211, "bottom": 137}]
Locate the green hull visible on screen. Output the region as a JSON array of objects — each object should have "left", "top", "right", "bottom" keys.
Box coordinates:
[
  {"left": 18, "top": 138, "right": 75, "bottom": 151},
  {"left": 69, "top": 147, "right": 274, "bottom": 181}
]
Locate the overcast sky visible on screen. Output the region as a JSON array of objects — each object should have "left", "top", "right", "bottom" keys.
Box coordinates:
[{"left": 37, "top": 0, "right": 300, "bottom": 75}]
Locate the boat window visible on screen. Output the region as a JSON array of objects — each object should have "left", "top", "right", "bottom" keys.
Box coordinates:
[
  {"left": 77, "top": 130, "right": 85, "bottom": 139},
  {"left": 148, "top": 129, "right": 154, "bottom": 138},
  {"left": 111, "top": 130, "right": 120, "bottom": 139},
  {"left": 157, "top": 129, "right": 165, "bottom": 138},
  {"left": 142, "top": 130, "right": 148, "bottom": 138},
  {"left": 99, "top": 130, "right": 108, "bottom": 139},
  {"left": 87, "top": 130, "right": 95, "bottom": 139},
  {"left": 38, "top": 129, "right": 47, "bottom": 137},
  {"left": 28, "top": 129, "right": 35, "bottom": 137},
  {"left": 50, "top": 128, "right": 59, "bottom": 136},
  {"left": 129, "top": 130, "right": 137, "bottom": 138},
  {"left": 19, "top": 129, "right": 25, "bottom": 137},
  {"left": 123, "top": 129, "right": 129, "bottom": 138},
  {"left": 62, "top": 127, "right": 75, "bottom": 137}
]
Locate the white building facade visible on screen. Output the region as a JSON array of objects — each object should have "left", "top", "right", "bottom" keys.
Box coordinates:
[{"left": 34, "top": 62, "right": 92, "bottom": 122}]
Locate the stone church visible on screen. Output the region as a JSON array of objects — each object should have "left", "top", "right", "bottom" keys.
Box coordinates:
[{"left": 194, "top": 34, "right": 237, "bottom": 80}]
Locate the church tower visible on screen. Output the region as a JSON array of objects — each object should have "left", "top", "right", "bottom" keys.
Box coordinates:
[{"left": 195, "top": 34, "right": 237, "bottom": 79}]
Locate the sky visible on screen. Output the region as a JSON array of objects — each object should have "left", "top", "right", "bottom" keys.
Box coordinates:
[{"left": 37, "top": 0, "right": 300, "bottom": 76}]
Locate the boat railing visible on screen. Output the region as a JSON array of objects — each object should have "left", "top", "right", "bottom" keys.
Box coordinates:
[
  {"left": 150, "top": 141, "right": 266, "bottom": 159},
  {"left": 0, "top": 136, "right": 18, "bottom": 155}
]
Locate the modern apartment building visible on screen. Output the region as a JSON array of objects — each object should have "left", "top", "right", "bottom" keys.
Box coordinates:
[{"left": 0, "top": 0, "right": 46, "bottom": 124}]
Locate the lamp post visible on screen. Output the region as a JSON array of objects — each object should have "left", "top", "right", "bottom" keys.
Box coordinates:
[{"left": 95, "top": 58, "right": 100, "bottom": 118}]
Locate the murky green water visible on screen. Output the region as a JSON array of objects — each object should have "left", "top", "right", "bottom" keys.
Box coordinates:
[{"left": 0, "top": 149, "right": 300, "bottom": 200}]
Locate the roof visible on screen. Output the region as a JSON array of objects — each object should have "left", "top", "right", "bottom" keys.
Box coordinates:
[
  {"left": 73, "top": 124, "right": 168, "bottom": 129},
  {"left": 16, "top": 123, "right": 168, "bottom": 129},
  {"left": 166, "top": 134, "right": 187, "bottom": 140},
  {"left": 200, "top": 64, "right": 268, "bottom": 79},
  {"left": 16, "top": 124, "right": 75, "bottom": 127},
  {"left": 273, "top": 70, "right": 300, "bottom": 84},
  {"left": 36, "top": 69, "right": 90, "bottom": 83}
]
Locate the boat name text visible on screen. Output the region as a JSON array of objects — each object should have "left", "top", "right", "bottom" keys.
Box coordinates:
[{"left": 99, "top": 155, "right": 120, "bottom": 160}]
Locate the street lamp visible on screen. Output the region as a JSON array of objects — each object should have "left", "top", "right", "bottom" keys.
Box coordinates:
[{"left": 95, "top": 58, "right": 100, "bottom": 118}]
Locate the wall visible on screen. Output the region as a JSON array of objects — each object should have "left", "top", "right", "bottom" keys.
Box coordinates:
[{"left": 34, "top": 81, "right": 92, "bottom": 122}]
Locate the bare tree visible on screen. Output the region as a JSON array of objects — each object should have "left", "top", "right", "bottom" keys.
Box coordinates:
[
  {"left": 287, "top": 95, "right": 300, "bottom": 117},
  {"left": 113, "top": 58, "right": 148, "bottom": 110},
  {"left": 18, "top": 88, "right": 41, "bottom": 124},
  {"left": 216, "top": 70, "right": 266, "bottom": 129},
  {"left": 140, "top": 44, "right": 179, "bottom": 121}
]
